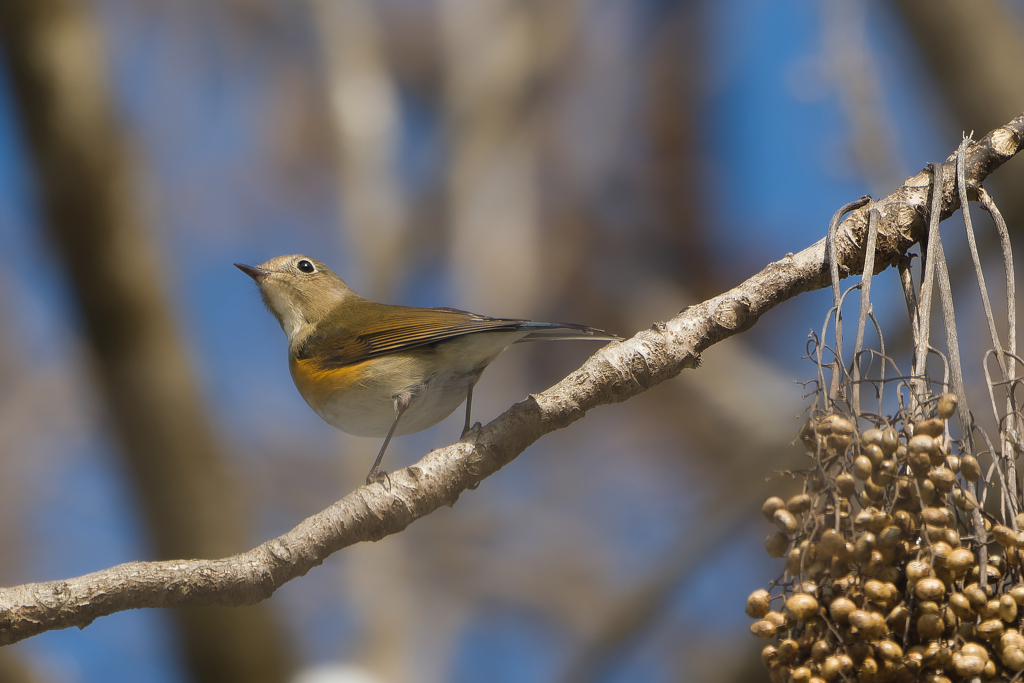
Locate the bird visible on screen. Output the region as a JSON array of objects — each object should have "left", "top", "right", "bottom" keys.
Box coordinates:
[{"left": 236, "top": 254, "right": 620, "bottom": 485}]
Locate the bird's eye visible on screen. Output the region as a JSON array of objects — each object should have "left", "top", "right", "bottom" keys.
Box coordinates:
[{"left": 296, "top": 259, "right": 316, "bottom": 274}]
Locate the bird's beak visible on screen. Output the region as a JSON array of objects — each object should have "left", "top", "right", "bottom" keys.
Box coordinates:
[{"left": 234, "top": 263, "right": 269, "bottom": 282}]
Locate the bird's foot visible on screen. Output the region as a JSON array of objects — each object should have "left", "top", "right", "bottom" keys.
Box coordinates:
[
  {"left": 460, "top": 421, "right": 483, "bottom": 439},
  {"left": 366, "top": 466, "right": 391, "bottom": 490}
]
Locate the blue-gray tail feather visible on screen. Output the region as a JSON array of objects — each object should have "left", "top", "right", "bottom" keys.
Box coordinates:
[{"left": 513, "top": 321, "right": 621, "bottom": 342}]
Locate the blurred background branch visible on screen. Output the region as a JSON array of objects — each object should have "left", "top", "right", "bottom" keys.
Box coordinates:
[
  {"left": 0, "top": 0, "right": 289, "bottom": 681},
  {"left": 892, "top": 0, "right": 1024, "bottom": 221}
]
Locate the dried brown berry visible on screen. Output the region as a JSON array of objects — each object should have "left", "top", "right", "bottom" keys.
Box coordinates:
[
  {"left": 849, "top": 609, "right": 878, "bottom": 632},
  {"left": 930, "top": 541, "right": 953, "bottom": 564},
  {"left": 952, "top": 487, "right": 979, "bottom": 511},
  {"left": 936, "top": 392, "right": 958, "bottom": 419},
  {"left": 978, "top": 618, "right": 1006, "bottom": 640},
  {"left": 994, "top": 524, "right": 1020, "bottom": 548},
  {"left": 773, "top": 508, "right": 799, "bottom": 535},
  {"left": 829, "top": 556, "right": 850, "bottom": 580},
  {"left": 863, "top": 443, "right": 884, "bottom": 469},
  {"left": 965, "top": 583, "right": 990, "bottom": 608},
  {"left": 1002, "top": 630, "right": 1024, "bottom": 652},
  {"left": 835, "top": 472, "right": 856, "bottom": 498},
  {"left": 876, "top": 640, "right": 902, "bottom": 661},
  {"left": 914, "top": 418, "right": 944, "bottom": 438},
  {"left": 893, "top": 509, "right": 915, "bottom": 536},
  {"left": 875, "top": 459, "right": 897, "bottom": 485},
  {"left": 827, "top": 433, "right": 851, "bottom": 452},
  {"left": 908, "top": 434, "right": 938, "bottom": 457},
  {"left": 959, "top": 643, "right": 988, "bottom": 664},
  {"left": 947, "top": 548, "right": 974, "bottom": 575},
  {"left": 886, "top": 604, "right": 909, "bottom": 628},
  {"left": 863, "top": 477, "right": 885, "bottom": 502},
  {"left": 1003, "top": 647, "right": 1024, "bottom": 672},
  {"left": 949, "top": 593, "right": 973, "bottom": 619},
  {"left": 954, "top": 654, "right": 986, "bottom": 677},
  {"left": 761, "top": 496, "right": 786, "bottom": 522},
  {"left": 784, "top": 547, "right": 803, "bottom": 575},
  {"left": 853, "top": 532, "right": 876, "bottom": 561},
  {"left": 828, "top": 416, "right": 854, "bottom": 436},
  {"left": 961, "top": 454, "right": 981, "bottom": 482},
  {"left": 853, "top": 455, "right": 873, "bottom": 480},
  {"left": 917, "top": 612, "right": 944, "bottom": 639},
  {"left": 876, "top": 525, "right": 903, "bottom": 549},
  {"left": 921, "top": 506, "right": 949, "bottom": 527},
  {"left": 880, "top": 427, "right": 898, "bottom": 455},
  {"left": 871, "top": 510, "right": 892, "bottom": 529},
  {"left": 829, "top": 597, "right": 856, "bottom": 624},
  {"left": 907, "top": 449, "right": 931, "bottom": 474},
  {"left": 765, "top": 532, "right": 789, "bottom": 558},
  {"left": 981, "top": 599, "right": 1002, "bottom": 620},
  {"left": 786, "top": 493, "right": 812, "bottom": 514},
  {"left": 971, "top": 563, "right": 1002, "bottom": 583},
  {"left": 854, "top": 508, "right": 874, "bottom": 529},
  {"left": 915, "top": 577, "right": 946, "bottom": 601},
  {"left": 860, "top": 426, "right": 882, "bottom": 445},
  {"left": 1001, "top": 594, "right": 1018, "bottom": 622},
  {"left": 776, "top": 638, "right": 798, "bottom": 662},
  {"left": 864, "top": 579, "right": 890, "bottom": 604},
  {"left": 818, "top": 528, "right": 844, "bottom": 557},
  {"left": 746, "top": 589, "right": 771, "bottom": 618},
  {"left": 923, "top": 524, "right": 946, "bottom": 543},
  {"left": 927, "top": 467, "right": 955, "bottom": 492},
  {"left": 750, "top": 619, "right": 776, "bottom": 639},
  {"left": 905, "top": 560, "right": 934, "bottom": 584},
  {"left": 785, "top": 593, "right": 819, "bottom": 621},
  {"left": 789, "top": 666, "right": 811, "bottom": 683}
]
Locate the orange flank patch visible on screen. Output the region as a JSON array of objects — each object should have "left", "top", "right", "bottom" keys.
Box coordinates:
[{"left": 289, "top": 356, "right": 369, "bottom": 412}]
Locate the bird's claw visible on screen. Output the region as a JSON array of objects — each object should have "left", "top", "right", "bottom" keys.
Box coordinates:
[
  {"left": 366, "top": 467, "right": 391, "bottom": 490},
  {"left": 460, "top": 422, "right": 483, "bottom": 439}
]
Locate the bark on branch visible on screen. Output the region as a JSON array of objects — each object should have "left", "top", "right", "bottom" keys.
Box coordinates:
[{"left": 1, "top": 114, "right": 1022, "bottom": 646}]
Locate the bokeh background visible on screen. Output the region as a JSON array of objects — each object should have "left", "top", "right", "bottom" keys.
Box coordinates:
[{"left": 0, "top": 0, "right": 1022, "bottom": 682}]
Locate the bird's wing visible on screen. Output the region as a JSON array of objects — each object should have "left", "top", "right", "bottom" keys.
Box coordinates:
[
  {"left": 301, "top": 303, "right": 619, "bottom": 367},
  {"left": 304, "top": 306, "right": 532, "bottom": 367}
]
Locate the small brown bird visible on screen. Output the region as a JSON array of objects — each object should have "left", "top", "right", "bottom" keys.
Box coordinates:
[{"left": 237, "top": 254, "right": 619, "bottom": 484}]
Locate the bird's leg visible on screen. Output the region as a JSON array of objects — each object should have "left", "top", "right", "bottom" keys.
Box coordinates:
[
  {"left": 461, "top": 383, "right": 482, "bottom": 491},
  {"left": 461, "top": 384, "right": 474, "bottom": 438},
  {"left": 366, "top": 392, "right": 412, "bottom": 486}
]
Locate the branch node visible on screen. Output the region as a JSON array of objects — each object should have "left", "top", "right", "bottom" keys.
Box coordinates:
[
  {"left": 266, "top": 538, "right": 293, "bottom": 564},
  {"left": 32, "top": 582, "right": 70, "bottom": 613},
  {"left": 713, "top": 296, "right": 752, "bottom": 331}
]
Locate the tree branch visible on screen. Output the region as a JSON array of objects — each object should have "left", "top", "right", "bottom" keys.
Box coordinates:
[{"left": 1, "top": 113, "right": 1022, "bottom": 646}]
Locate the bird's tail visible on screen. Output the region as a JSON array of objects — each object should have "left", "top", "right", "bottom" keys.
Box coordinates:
[{"left": 513, "top": 321, "right": 621, "bottom": 342}]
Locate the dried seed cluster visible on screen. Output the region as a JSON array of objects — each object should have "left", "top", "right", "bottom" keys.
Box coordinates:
[{"left": 748, "top": 393, "right": 1024, "bottom": 682}]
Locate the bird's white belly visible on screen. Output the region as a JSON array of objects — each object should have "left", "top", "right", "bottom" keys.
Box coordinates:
[
  {"left": 316, "top": 360, "right": 478, "bottom": 437},
  {"left": 304, "top": 331, "right": 526, "bottom": 438}
]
